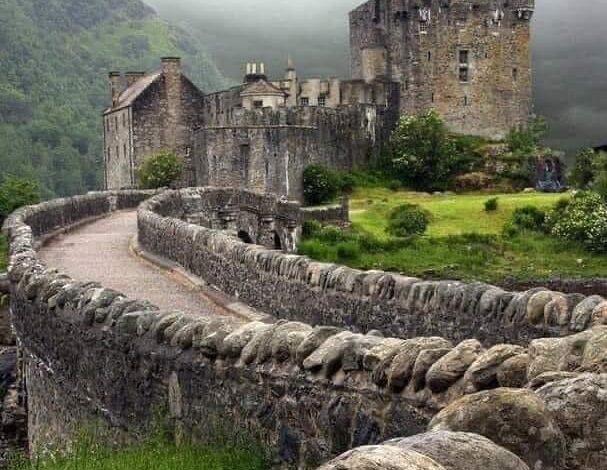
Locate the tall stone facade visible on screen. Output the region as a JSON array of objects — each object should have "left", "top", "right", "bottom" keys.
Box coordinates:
[
  {"left": 103, "top": 0, "right": 534, "bottom": 198},
  {"left": 103, "top": 58, "right": 204, "bottom": 190},
  {"left": 350, "top": 0, "right": 534, "bottom": 139}
]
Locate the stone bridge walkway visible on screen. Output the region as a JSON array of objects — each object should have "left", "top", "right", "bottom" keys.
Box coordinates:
[{"left": 38, "top": 211, "right": 231, "bottom": 318}]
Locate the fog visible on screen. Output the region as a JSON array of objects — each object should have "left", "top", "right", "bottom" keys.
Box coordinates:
[{"left": 145, "top": 0, "right": 607, "bottom": 151}]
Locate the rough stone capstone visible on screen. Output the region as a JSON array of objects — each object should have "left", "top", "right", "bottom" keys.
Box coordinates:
[
  {"left": 463, "top": 344, "right": 526, "bottom": 392},
  {"left": 317, "top": 445, "right": 446, "bottom": 470},
  {"left": 386, "top": 431, "right": 531, "bottom": 470},
  {"left": 536, "top": 374, "right": 607, "bottom": 470},
  {"left": 425, "top": 340, "right": 483, "bottom": 393},
  {"left": 429, "top": 388, "right": 566, "bottom": 470}
]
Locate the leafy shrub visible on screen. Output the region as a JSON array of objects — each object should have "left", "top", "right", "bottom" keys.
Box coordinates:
[
  {"left": 386, "top": 203, "right": 430, "bottom": 238},
  {"left": 137, "top": 151, "right": 182, "bottom": 189},
  {"left": 506, "top": 115, "right": 547, "bottom": 155},
  {"left": 388, "top": 180, "right": 402, "bottom": 192},
  {"left": 592, "top": 170, "right": 607, "bottom": 200},
  {"left": 454, "top": 172, "right": 494, "bottom": 192},
  {"left": 484, "top": 197, "right": 499, "bottom": 212},
  {"left": 302, "top": 220, "right": 322, "bottom": 237},
  {"left": 0, "top": 175, "right": 41, "bottom": 224},
  {"left": 303, "top": 164, "right": 340, "bottom": 206},
  {"left": 548, "top": 191, "right": 607, "bottom": 252},
  {"left": 336, "top": 241, "right": 360, "bottom": 260},
  {"left": 569, "top": 147, "right": 597, "bottom": 189},
  {"left": 337, "top": 173, "right": 356, "bottom": 194},
  {"left": 509, "top": 206, "right": 547, "bottom": 233}
]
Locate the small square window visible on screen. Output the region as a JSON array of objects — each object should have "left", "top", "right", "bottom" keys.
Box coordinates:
[
  {"left": 253, "top": 100, "right": 264, "bottom": 108},
  {"left": 318, "top": 96, "right": 327, "bottom": 107},
  {"left": 459, "top": 50, "right": 469, "bottom": 65},
  {"left": 512, "top": 68, "right": 518, "bottom": 81},
  {"left": 300, "top": 97, "right": 310, "bottom": 106},
  {"left": 419, "top": 22, "right": 428, "bottom": 34},
  {"left": 459, "top": 67, "right": 469, "bottom": 82}
]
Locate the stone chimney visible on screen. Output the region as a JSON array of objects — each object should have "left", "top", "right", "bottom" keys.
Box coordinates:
[
  {"left": 125, "top": 71, "right": 146, "bottom": 88},
  {"left": 161, "top": 57, "right": 182, "bottom": 149},
  {"left": 109, "top": 71, "right": 121, "bottom": 107}
]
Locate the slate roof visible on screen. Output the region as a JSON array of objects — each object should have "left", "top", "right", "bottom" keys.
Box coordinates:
[
  {"left": 104, "top": 71, "right": 161, "bottom": 114},
  {"left": 240, "top": 79, "right": 288, "bottom": 97}
]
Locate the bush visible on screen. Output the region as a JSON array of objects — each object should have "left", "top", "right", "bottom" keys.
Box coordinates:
[
  {"left": 569, "top": 147, "right": 597, "bottom": 189},
  {"left": 454, "top": 172, "right": 494, "bottom": 192},
  {"left": 592, "top": 170, "right": 607, "bottom": 200},
  {"left": 548, "top": 191, "right": 607, "bottom": 252},
  {"left": 484, "top": 197, "right": 498, "bottom": 212},
  {"left": 303, "top": 164, "right": 340, "bottom": 206},
  {"left": 388, "top": 110, "right": 460, "bottom": 191},
  {"left": 137, "top": 151, "right": 182, "bottom": 189},
  {"left": 388, "top": 180, "right": 402, "bottom": 192},
  {"left": 0, "top": 175, "right": 40, "bottom": 224},
  {"left": 302, "top": 220, "right": 322, "bottom": 237},
  {"left": 509, "top": 206, "right": 547, "bottom": 233},
  {"left": 506, "top": 115, "right": 547, "bottom": 155},
  {"left": 387, "top": 203, "right": 430, "bottom": 238},
  {"left": 336, "top": 241, "right": 360, "bottom": 260}
]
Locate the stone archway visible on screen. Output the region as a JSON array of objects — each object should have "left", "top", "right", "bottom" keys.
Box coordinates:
[
  {"left": 273, "top": 231, "right": 283, "bottom": 250},
  {"left": 237, "top": 230, "right": 253, "bottom": 244}
]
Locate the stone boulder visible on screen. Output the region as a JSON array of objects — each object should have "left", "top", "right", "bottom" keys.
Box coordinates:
[
  {"left": 387, "top": 431, "right": 530, "bottom": 470},
  {"left": 536, "top": 374, "right": 607, "bottom": 470},
  {"left": 317, "top": 445, "right": 446, "bottom": 470},
  {"left": 429, "top": 388, "right": 566, "bottom": 470},
  {"left": 425, "top": 340, "right": 483, "bottom": 393}
]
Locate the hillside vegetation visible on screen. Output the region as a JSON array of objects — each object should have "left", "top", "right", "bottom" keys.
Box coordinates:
[{"left": 0, "top": 0, "right": 226, "bottom": 198}]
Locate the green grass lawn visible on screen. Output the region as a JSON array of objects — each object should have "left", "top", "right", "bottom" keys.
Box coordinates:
[
  {"left": 300, "top": 188, "right": 607, "bottom": 283},
  {"left": 9, "top": 440, "right": 267, "bottom": 470}
]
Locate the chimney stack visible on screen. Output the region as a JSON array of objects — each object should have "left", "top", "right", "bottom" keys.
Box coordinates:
[
  {"left": 109, "top": 71, "right": 121, "bottom": 107},
  {"left": 160, "top": 57, "right": 182, "bottom": 151},
  {"left": 126, "top": 71, "right": 146, "bottom": 88}
]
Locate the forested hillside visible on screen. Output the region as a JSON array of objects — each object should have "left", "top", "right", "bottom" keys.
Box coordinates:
[{"left": 0, "top": 0, "right": 227, "bottom": 198}]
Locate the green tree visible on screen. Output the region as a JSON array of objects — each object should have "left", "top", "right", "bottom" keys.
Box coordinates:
[
  {"left": 303, "top": 164, "right": 340, "bottom": 206},
  {"left": 0, "top": 175, "right": 41, "bottom": 224},
  {"left": 506, "top": 115, "right": 547, "bottom": 155},
  {"left": 388, "top": 110, "right": 459, "bottom": 191},
  {"left": 137, "top": 151, "right": 182, "bottom": 189},
  {"left": 568, "top": 147, "right": 596, "bottom": 189}
]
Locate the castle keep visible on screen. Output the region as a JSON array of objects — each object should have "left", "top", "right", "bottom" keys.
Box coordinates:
[{"left": 104, "top": 0, "right": 534, "bottom": 199}]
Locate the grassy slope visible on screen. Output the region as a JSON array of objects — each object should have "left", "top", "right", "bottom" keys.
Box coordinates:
[
  {"left": 10, "top": 441, "right": 267, "bottom": 470},
  {"left": 301, "top": 189, "right": 607, "bottom": 282}
]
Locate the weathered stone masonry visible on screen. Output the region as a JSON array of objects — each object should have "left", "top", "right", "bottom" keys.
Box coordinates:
[{"left": 4, "top": 190, "right": 607, "bottom": 468}]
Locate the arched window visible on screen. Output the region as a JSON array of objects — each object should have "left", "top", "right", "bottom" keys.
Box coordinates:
[
  {"left": 273, "top": 232, "right": 283, "bottom": 250},
  {"left": 238, "top": 231, "right": 253, "bottom": 244}
]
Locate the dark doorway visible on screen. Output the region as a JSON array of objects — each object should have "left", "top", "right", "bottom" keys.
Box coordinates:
[
  {"left": 238, "top": 230, "right": 253, "bottom": 244},
  {"left": 273, "top": 232, "right": 283, "bottom": 250}
]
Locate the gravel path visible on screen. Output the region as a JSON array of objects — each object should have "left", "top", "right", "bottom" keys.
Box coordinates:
[{"left": 38, "top": 211, "right": 230, "bottom": 318}]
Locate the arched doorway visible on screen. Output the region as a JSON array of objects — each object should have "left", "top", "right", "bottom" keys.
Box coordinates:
[
  {"left": 238, "top": 230, "right": 253, "bottom": 244},
  {"left": 273, "top": 232, "right": 283, "bottom": 251}
]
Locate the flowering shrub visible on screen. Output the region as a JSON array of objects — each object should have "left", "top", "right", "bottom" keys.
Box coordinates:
[{"left": 548, "top": 191, "right": 607, "bottom": 252}]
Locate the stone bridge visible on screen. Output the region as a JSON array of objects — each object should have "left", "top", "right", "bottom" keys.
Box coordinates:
[{"left": 2, "top": 189, "right": 606, "bottom": 469}]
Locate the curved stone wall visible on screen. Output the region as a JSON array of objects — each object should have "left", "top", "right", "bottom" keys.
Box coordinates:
[
  {"left": 138, "top": 188, "right": 607, "bottom": 346},
  {"left": 4, "top": 190, "right": 607, "bottom": 468}
]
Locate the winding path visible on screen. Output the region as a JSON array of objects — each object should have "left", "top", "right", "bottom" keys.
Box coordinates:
[{"left": 38, "top": 211, "right": 230, "bottom": 318}]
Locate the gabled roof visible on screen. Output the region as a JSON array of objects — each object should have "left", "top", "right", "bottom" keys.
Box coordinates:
[
  {"left": 104, "top": 71, "right": 162, "bottom": 114},
  {"left": 240, "top": 79, "right": 288, "bottom": 97}
]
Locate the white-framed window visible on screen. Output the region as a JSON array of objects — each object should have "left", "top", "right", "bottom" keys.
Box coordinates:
[
  {"left": 253, "top": 100, "right": 264, "bottom": 108},
  {"left": 459, "top": 49, "right": 470, "bottom": 82},
  {"left": 419, "top": 22, "right": 428, "bottom": 34},
  {"left": 300, "top": 97, "right": 310, "bottom": 106},
  {"left": 318, "top": 96, "right": 327, "bottom": 107}
]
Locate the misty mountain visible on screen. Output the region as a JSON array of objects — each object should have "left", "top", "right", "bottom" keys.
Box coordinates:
[
  {"left": 0, "top": 0, "right": 227, "bottom": 197},
  {"left": 145, "top": 0, "right": 607, "bottom": 152}
]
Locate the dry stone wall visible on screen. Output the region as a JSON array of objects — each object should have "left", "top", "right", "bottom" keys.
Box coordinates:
[
  {"left": 139, "top": 189, "right": 606, "bottom": 347},
  {"left": 4, "top": 189, "right": 607, "bottom": 468}
]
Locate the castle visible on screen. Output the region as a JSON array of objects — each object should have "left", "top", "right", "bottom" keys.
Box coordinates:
[{"left": 104, "top": 0, "right": 534, "bottom": 200}]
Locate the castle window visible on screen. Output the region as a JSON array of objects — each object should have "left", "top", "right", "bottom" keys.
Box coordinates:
[
  {"left": 253, "top": 100, "right": 264, "bottom": 108},
  {"left": 464, "top": 96, "right": 469, "bottom": 106},
  {"left": 185, "top": 147, "right": 191, "bottom": 157},
  {"left": 431, "top": 92, "right": 435, "bottom": 103},
  {"left": 116, "top": 146, "right": 119, "bottom": 159},
  {"left": 107, "top": 147, "right": 111, "bottom": 161},
  {"left": 512, "top": 67, "right": 518, "bottom": 81},
  {"left": 459, "top": 50, "right": 469, "bottom": 65},
  {"left": 318, "top": 96, "right": 327, "bottom": 107},
  {"left": 427, "top": 51, "right": 432, "bottom": 61},
  {"left": 459, "top": 67, "right": 469, "bottom": 82},
  {"left": 300, "top": 97, "right": 309, "bottom": 106},
  {"left": 114, "top": 116, "right": 118, "bottom": 130},
  {"left": 122, "top": 113, "right": 126, "bottom": 128},
  {"left": 419, "top": 22, "right": 428, "bottom": 34},
  {"left": 123, "top": 144, "right": 127, "bottom": 158}
]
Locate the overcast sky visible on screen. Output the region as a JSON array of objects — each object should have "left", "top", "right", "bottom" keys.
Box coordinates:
[{"left": 145, "top": 0, "right": 607, "bottom": 151}]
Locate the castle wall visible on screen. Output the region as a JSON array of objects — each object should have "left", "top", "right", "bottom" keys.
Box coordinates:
[
  {"left": 195, "top": 105, "right": 388, "bottom": 200},
  {"left": 131, "top": 77, "right": 204, "bottom": 187},
  {"left": 350, "top": 0, "right": 533, "bottom": 139},
  {"left": 104, "top": 108, "right": 133, "bottom": 190}
]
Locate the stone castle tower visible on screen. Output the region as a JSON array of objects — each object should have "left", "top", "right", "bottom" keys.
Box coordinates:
[{"left": 350, "top": 0, "right": 534, "bottom": 139}]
